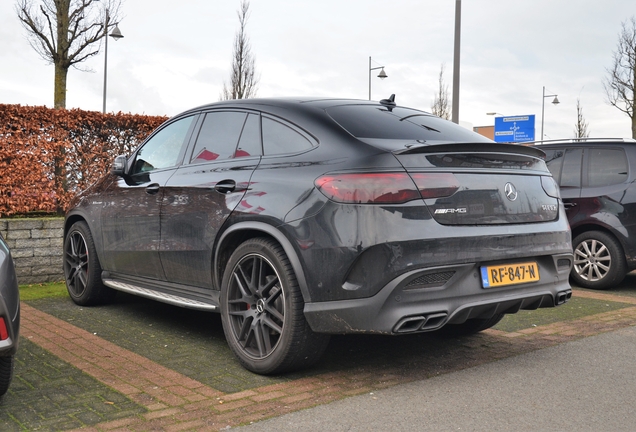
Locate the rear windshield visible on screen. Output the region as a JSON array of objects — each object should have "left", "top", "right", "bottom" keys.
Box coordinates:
[{"left": 326, "top": 105, "right": 492, "bottom": 143}]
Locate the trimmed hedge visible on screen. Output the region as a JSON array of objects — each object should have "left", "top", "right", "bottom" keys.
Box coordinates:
[{"left": 0, "top": 104, "right": 168, "bottom": 216}]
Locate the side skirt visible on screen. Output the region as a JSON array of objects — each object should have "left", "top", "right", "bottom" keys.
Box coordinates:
[{"left": 102, "top": 272, "right": 220, "bottom": 312}]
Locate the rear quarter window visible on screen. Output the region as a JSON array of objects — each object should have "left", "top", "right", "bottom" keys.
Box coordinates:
[{"left": 587, "top": 148, "right": 628, "bottom": 187}]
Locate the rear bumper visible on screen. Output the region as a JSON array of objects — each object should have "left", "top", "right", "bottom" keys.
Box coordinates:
[{"left": 303, "top": 253, "right": 573, "bottom": 335}]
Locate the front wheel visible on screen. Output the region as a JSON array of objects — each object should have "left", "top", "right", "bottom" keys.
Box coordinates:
[
  {"left": 220, "top": 238, "right": 329, "bottom": 374},
  {"left": 63, "top": 221, "right": 115, "bottom": 305},
  {"left": 571, "top": 231, "right": 626, "bottom": 290}
]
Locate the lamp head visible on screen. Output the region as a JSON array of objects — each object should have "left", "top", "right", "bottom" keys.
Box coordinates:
[
  {"left": 377, "top": 67, "right": 387, "bottom": 79},
  {"left": 110, "top": 24, "right": 124, "bottom": 40}
]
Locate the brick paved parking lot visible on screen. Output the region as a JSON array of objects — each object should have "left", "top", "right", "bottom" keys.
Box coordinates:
[{"left": 3, "top": 279, "right": 636, "bottom": 431}]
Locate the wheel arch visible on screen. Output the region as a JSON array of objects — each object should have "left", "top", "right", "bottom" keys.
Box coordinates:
[
  {"left": 571, "top": 223, "right": 626, "bottom": 255},
  {"left": 214, "top": 222, "right": 312, "bottom": 303}
]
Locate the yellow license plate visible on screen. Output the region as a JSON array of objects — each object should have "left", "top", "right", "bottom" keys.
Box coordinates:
[{"left": 480, "top": 262, "right": 540, "bottom": 288}]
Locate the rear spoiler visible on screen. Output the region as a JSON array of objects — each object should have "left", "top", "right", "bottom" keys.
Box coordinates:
[{"left": 394, "top": 143, "right": 546, "bottom": 159}]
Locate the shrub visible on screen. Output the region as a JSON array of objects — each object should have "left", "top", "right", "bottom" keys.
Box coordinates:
[{"left": 0, "top": 104, "right": 167, "bottom": 216}]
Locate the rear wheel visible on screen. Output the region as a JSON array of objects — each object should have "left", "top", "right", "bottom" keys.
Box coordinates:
[
  {"left": 220, "top": 238, "right": 330, "bottom": 374},
  {"left": 438, "top": 314, "right": 505, "bottom": 337},
  {"left": 0, "top": 356, "right": 14, "bottom": 397},
  {"left": 571, "top": 231, "right": 626, "bottom": 290},
  {"left": 64, "top": 221, "right": 115, "bottom": 305}
]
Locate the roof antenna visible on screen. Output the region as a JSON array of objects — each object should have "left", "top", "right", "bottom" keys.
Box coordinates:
[{"left": 380, "top": 94, "right": 396, "bottom": 107}]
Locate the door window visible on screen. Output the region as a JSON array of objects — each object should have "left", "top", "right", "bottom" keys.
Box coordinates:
[
  {"left": 132, "top": 116, "right": 195, "bottom": 174},
  {"left": 189, "top": 112, "right": 248, "bottom": 164},
  {"left": 560, "top": 148, "right": 583, "bottom": 188},
  {"left": 234, "top": 113, "right": 262, "bottom": 158},
  {"left": 543, "top": 149, "right": 565, "bottom": 183}
]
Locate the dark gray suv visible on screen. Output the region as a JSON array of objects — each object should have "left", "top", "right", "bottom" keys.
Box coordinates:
[
  {"left": 532, "top": 138, "right": 636, "bottom": 289},
  {"left": 64, "top": 97, "right": 573, "bottom": 374}
]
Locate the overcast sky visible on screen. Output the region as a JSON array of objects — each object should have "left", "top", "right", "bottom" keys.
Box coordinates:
[{"left": 1, "top": 0, "right": 635, "bottom": 140}]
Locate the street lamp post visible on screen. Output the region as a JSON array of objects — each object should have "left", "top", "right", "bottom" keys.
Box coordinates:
[
  {"left": 368, "top": 56, "right": 388, "bottom": 100},
  {"left": 103, "top": 15, "right": 124, "bottom": 114},
  {"left": 540, "top": 86, "right": 560, "bottom": 142}
]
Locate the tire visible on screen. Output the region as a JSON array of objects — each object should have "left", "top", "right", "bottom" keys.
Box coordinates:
[
  {"left": 571, "top": 231, "right": 626, "bottom": 290},
  {"left": 220, "top": 238, "right": 330, "bottom": 375},
  {"left": 0, "top": 356, "right": 14, "bottom": 397},
  {"left": 438, "top": 314, "right": 505, "bottom": 337},
  {"left": 63, "top": 221, "right": 115, "bottom": 305}
]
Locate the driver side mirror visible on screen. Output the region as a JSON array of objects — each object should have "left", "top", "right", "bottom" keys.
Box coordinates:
[{"left": 111, "top": 155, "right": 128, "bottom": 177}]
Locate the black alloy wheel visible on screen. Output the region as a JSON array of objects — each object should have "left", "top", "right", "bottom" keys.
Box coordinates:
[
  {"left": 221, "top": 238, "right": 329, "bottom": 374},
  {"left": 63, "top": 221, "right": 115, "bottom": 305}
]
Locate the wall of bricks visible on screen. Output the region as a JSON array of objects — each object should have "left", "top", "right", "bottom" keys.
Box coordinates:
[{"left": 0, "top": 218, "right": 64, "bottom": 285}]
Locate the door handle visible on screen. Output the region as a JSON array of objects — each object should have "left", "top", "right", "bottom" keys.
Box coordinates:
[
  {"left": 214, "top": 180, "right": 237, "bottom": 194},
  {"left": 564, "top": 202, "right": 577, "bottom": 209},
  {"left": 145, "top": 183, "right": 161, "bottom": 194}
]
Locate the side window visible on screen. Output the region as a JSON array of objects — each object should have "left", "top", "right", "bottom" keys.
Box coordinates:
[
  {"left": 262, "top": 117, "right": 313, "bottom": 155},
  {"left": 560, "top": 148, "right": 583, "bottom": 188},
  {"left": 235, "top": 113, "right": 262, "bottom": 158},
  {"left": 587, "top": 148, "right": 628, "bottom": 187},
  {"left": 189, "top": 112, "right": 247, "bottom": 164},
  {"left": 543, "top": 149, "right": 564, "bottom": 183},
  {"left": 133, "top": 116, "right": 195, "bottom": 174}
]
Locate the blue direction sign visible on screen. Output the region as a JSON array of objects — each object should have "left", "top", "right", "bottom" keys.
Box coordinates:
[{"left": 494, "top": 115, "right": 535, "bottom": 143}]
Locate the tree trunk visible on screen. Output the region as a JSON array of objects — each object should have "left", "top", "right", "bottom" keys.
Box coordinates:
[{"left": 54, "top": 63, "right": 68, "bottom": 109}]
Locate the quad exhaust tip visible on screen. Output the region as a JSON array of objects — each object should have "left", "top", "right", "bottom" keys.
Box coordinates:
[
  {"left": 393, "top": 312, "right": 448, "bottom": 334},
  {"left": 555, "top": 289, "right": 572, "bottom": 306}
]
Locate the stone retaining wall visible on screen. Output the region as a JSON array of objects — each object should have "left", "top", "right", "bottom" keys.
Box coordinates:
[{"left": 0, "top": 218, "right": 64, "bottom": 285}]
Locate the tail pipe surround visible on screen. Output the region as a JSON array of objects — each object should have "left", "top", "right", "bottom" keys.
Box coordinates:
[
  {"left": 393, "top": 312, "right": 448, "bottom": 334},
  {"left": 555, "top": 289, "right": 572, "bottom": 306}
]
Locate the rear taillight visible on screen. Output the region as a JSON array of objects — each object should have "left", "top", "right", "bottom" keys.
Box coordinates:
[
  {"left": 541, "top": 175, "right": 560, "bottom": 199},
  {"left": 0, "top": 317, "right": 8, "bottom": 340},
  {"left": 409, "top": 173, "right": 460, "bottom": 199},
  {"left": 315, "top": 172, "right": 459, "bottom": 204}
]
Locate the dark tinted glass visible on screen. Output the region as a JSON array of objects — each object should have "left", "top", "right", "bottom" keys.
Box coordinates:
[
  {"left": 587, "top": 148, "right": 628, "bottom": 187},
  {"left": 543, "top": 149, "right": 565, "bottom": 183},
  {"left": 190, "top": 112, "right": 247, "bottom": 164},
  {"left": 326, "top": 105, "right": 492, "bottom": 142},
  {"left": 235, "top": 113, "right": 262, "bottom": 158},
  {"left": 560, "top": 148, "right": 582, "bottom": 188},
  {"left": 133, "top": 116, "right": 195, "bottom": 174},
  {"left": 262, "top": 117, "right": 313, "bottom": 155}
]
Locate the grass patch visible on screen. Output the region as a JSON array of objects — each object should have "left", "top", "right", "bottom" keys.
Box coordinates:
[
  {"left": 19, "top": 282, "right": 68, "bottom": 301},
  {"left": 494, "top": 296, "right": 631, "bottom": 332}
]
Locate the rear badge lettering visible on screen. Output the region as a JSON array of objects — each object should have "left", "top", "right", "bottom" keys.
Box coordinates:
[
  {"left": 434, "top": 208, "right": 467, "bottom": 214},
  {"left": 542, "top": 204, "right": 557, "bottom": 211}
]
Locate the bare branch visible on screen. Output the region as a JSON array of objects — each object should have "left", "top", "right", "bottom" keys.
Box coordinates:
[
  {"left": 604, "top": 16, "right": 636, "bottom": 138},
  {"left": 574, "top": 98, "right": 590, "bottom": 139},
  {"left": 16, "top": 0, "right": 122, "bottom": 108},
  {"left": 431, "top": 63, "right": 450, "bottom": 120},
  {"left": 220, "top": 0, "right": 259, "bottom": 100}
]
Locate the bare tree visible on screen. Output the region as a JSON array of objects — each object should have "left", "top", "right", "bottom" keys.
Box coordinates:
[
  {"left": 431, "top": 63, "right": 450, "bottom": 120},
  {"left": 574, "top": 98, "right": 590, "bottom": 140},
  {"left": 603, "top": 16, "right": 636, "bottom": 138},
  {"left": 220, "top": 0, "right": 259, "bottom": 100},
  {"left": 16, "top": 0, "right": 122, "bottom": 109}
]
